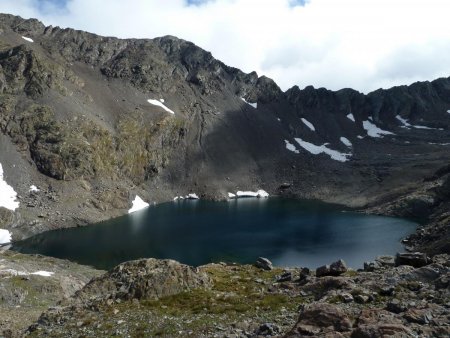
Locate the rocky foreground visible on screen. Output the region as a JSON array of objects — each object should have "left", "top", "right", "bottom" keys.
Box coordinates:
[
  {"left": 0, "top": 249, "right": 102, "bottom": 336},
  {"left": 0, "top": 250, "right": 447, "bottom": 337}
]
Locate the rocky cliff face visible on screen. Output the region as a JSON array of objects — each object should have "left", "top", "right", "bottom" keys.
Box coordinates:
[{"left": 0, "top": 13, "right": 450, "bottom": 242}]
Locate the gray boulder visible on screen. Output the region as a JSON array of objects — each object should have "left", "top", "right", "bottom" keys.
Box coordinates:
[
  {"left": 315, "top": 264, "right": 331, "bottom": 277},
  {"left": 330, "top": 259, "right": 348, "bottom": 275},
  {"left": 254, "top": 257, "right": 273, "bottom": 271},
  {"left": 316, "top": 259, "right": 348, "bottom": 277},
  {"left": 395, "top": 252, "right": 430, "bottom": 268}
]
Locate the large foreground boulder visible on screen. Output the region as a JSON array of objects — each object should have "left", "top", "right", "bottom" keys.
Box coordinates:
[
  {"left": 285, "top": 303, "right": 352, "bottom": 337},
  {"left": 351, "top": 309, "right": 415, "bottom": 338},
  {"left": 74, "top": 258, "right": 211, "bottom": 302}
]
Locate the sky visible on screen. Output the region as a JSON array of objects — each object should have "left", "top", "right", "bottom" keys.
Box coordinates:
[{"left": 1, "top": 0, "right": 450, "bottom": 93}]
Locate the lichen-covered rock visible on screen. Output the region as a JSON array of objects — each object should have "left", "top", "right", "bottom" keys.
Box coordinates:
[
  {"left": 352, "top": 308, "right": 414, "bottom": 338},
  {"left": 74, "top": 258, "right": 211, "bottom": 302},
  {"left": 403, "top": 308, "right": 433, "bottom": 325}
]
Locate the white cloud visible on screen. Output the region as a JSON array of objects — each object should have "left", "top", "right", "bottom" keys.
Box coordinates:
[{"left": 1, "top": 0, "right": 450, "bottom": 93}]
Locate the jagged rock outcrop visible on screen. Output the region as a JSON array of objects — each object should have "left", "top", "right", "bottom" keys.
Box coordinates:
[{"left": 72, "top": 258, "right": 211, "bottom": 303}]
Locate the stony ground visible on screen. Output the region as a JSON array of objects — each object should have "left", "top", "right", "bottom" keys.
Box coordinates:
[
  {"left": 0, "top": 249, "right": 102, "bottom": 337},
  {"left": 19, "top": 254, "right": 450, "bottom": 338}
]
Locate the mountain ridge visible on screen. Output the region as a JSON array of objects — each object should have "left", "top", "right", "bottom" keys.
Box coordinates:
[{"left": 0, "top": 13, "right": 449, "bottom": 242}]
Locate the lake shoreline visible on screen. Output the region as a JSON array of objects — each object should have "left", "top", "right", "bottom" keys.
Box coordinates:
[{"left": 12, "top": 198, "right": 418, "bottom": 271}]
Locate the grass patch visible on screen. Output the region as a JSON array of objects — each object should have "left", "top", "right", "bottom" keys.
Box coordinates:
[{"left": 140, "top": 264, "right": 300, "bottom": 318}]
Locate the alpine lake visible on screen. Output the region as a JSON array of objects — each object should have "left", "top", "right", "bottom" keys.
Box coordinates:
[{"left": 12, "top": 198, "right": 418, "bottom": 270}]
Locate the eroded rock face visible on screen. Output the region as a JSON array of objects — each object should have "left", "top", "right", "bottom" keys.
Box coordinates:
[{"left": 74, "top": 258, "right": 211, "bottom": 302}]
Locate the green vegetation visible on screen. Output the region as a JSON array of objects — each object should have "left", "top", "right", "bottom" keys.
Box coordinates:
[
  {"left": 44, "top": 264, "right": 305, "bottom": 337},
  {"left": 141, "top": 265, "right": 299, "bottom": 316},
  {"left": 1, "top": 98, "right": 185, "bottom": 182}
]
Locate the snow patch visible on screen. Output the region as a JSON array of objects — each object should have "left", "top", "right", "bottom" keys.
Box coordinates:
[
  {"left": 396, "top": 115, "right": 442, "bottom": 130},
  {"left": 31, "top": 271, "right": 54, "bottom": 277},
  {"left": 147, "top": 99, "right": 175, "bottom": 115},
  {"left": 301, "top": 118, "right": 315, "bottom": 131},
  {"left": 128, "top": 196, "right": 149, "bottom": 214},
  {"left": 447, "top": 110, "right": 450, "bottom": 114},
  {"left": 240, "top": 97, "right": 257, "bottom": 109},
  {"left": 285, "top": 140, "right": 299, "bottom": 153},
  {"left": 0, "top": 269, "right": 27, "bottom": 276},
  {"left": 395, "top": 115, "right": 411, "bottom": 128},
  {"left": 0, "top": 269, "right": 53, "bottom": 277},
  {"left": 0, "top": 229, "right": 12, "bottom": 245},
  {"left": 29, "top": 185, "right": 39, "bottom": 192},
  {"left": 228, "top": 192, "right": 236, "bottom": 198},
  {"left": 340, "top": 137, "right": 352, "bottom": 147},
  {"left": 22, "top": 36, "right": 33, "bottom": 42},
  {"left": 236, "top": 190, "right": 269, "bottom": 198},
  {"left": 159, "top": 98, "right": 165, "bottom": 103},
  {"left": 0, "top": 163, "right": 19, "bottom": 211},
  {"left": 362, "top": 120, "right": 394, "bottom": 138},
  {"left": 294, "top": 138, "right": 351, "bottom": 162},
  {"left": 428, "top": 142, "right": 450, "bottom": 146},
  {"left": 346, "top": 113, "right": 355, "bottom": 122},
  {"left": 277, "top": 118, "right": 281, "bottom": 122},
  {"left": 413, "top": 125, "right": 436, "bottom": 130},
  {"left": 357, "top": 135, "right": 364, "bottom": 139},
  {"left": 174, "top": 194, "right": 199, "bottom": 201}
]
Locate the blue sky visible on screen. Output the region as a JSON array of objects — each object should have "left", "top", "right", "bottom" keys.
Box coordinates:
[
  {"left": 41, "top": 0, "right": 308, "bottom": 8},
  {"left": 36, "top": 0, "right": 67, "bottom": 9},
  {"left": 186, "top": 0, "right": 307, "bottom": 5},
  {"left": 1, "top": 0, "right": 450, "bottom": 93}
]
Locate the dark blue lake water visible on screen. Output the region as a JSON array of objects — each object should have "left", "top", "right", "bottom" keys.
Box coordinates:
[{"left": 12, "top": 198, "right": 417, "bottom": 270}]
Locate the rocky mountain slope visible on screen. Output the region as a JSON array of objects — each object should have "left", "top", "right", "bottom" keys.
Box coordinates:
[{"left": 0, "top": 14, "right": 450, "bottom": 242}]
